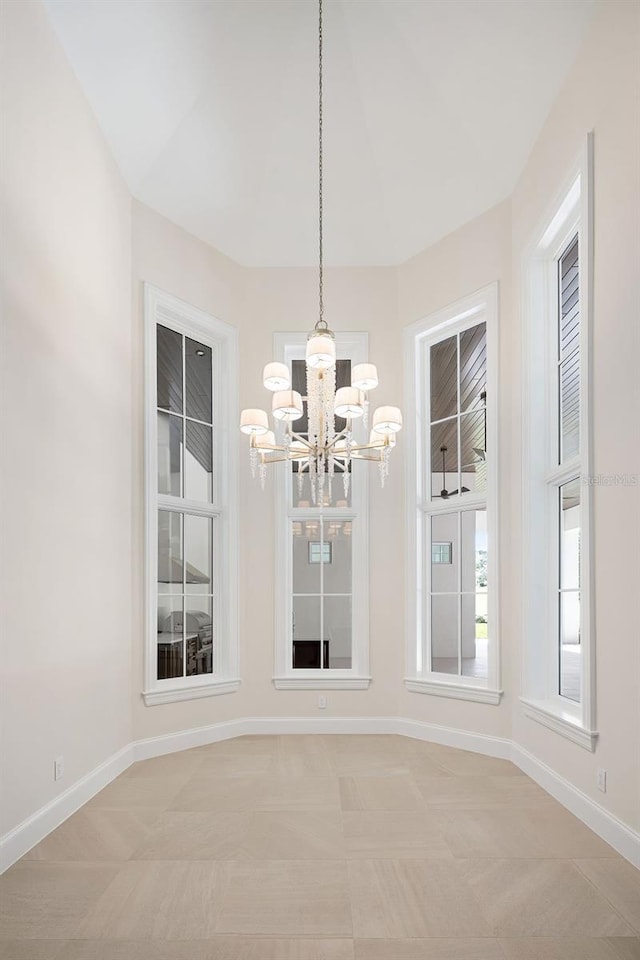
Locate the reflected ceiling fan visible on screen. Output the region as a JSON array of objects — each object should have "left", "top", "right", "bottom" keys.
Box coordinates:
[{"left": 438, "top": 445, "right": 469, "bottom": 499}]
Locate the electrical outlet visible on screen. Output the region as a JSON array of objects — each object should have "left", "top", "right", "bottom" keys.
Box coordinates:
[
  {"left": 54, "top": 756, "right": 64, "bottom": 782},
  {"left": 597, "top": 768, "right": 607, "bottom": 793},
  {"left": 318, "top": 695, "right": 327, "bottom": 709}
]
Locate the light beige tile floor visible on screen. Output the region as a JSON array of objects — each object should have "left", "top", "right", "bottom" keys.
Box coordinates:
[{"left": 1, "top": 735, "right": 639, "bottom": 959}]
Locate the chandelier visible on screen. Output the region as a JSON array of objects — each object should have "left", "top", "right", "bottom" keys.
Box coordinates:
[{"left": 239, "top": 0, "right": 402, "bottom": 503}]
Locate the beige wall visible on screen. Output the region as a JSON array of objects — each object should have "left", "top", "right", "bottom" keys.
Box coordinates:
[
  {"left": 509, "top": 0, "right": 640, "bottom": 831},
  {"left": 0, "top": 0, "right": 133, "bottom": 834}
]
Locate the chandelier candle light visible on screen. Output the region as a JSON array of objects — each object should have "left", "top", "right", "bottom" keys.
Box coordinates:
[{"left": 239, "top": 0, "right": 402, "bottom": 502}]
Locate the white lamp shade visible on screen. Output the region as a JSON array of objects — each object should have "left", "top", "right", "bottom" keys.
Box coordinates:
[
  {"left": 369, "top": 428, "right": 396, "bottom": 447},
  {"left": 352, "top": 363, "right": 378, "bottom": 391},
  {"left": 240, "top": 408, "right": 268, "bottom": 435},
  {"left": 255, "top": 430, "right": 276, "bottom": 449},
  {"left": 334, "top": 387, "right": 364, "bottom": 419},
  {"left": 272, "top": 390, "right": 303, "bottom": 421},
  {"left": 306, "top": 334, "right": 336, "bottom": 370},
  {"left": 263, "top": 362, "right": 290, "bottom": 391},
  {"left": 372, "top": 405, "right": 403, "bottom": 434}
]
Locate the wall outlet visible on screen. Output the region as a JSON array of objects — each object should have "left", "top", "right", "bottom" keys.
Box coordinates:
[
  {"left": 597, "top": 768, "right": 607, "bottom": 793},
  {"left": 54, "top": 756, "right": 64, "bottom": 781},
  {"left": 318, "top": 695, "right": 327, "bottom": 709}
]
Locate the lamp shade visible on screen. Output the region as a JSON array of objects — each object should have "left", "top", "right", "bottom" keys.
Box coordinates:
[
  {"left": 255, "top": 430, "right": 276, "bottom": 449},
  {"left": 372, "top": 405, "right": 403, "bottom": 434},
  {"left": 240, "top": 408, "right": 268, "bottom": 435},
  {"left": 352, "top": 363, "right": 378, "bottom": 391},
  {"left": 272, "top": 390, "right": 303, "bottom": 421},
  {"left": 263, "top": 362, "right": 290, "bottom": 391},
  {"left": 334, "top": 387, "right": 364, "bottom": 419},
  {"left": 306, "top": 334, "right": 336, "bottom": 370}
]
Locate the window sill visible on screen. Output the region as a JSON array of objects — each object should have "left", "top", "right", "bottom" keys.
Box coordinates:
[
  {"left": 520, "top": 697, "right": 598, "bottom": 752},
  {"left": 142, "top": 678, "right": 241, "bottom": 706},
  {"left": 273, "top": 676, "right": 371, "bottom": 691},
  {"left": 405, "top": 677, "right": 503, "bottom": 705}
]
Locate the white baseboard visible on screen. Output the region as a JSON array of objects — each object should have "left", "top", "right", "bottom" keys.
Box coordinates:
[
  {"left": 512, "top": 744, "right": 640, "bottom": 870},
  {"left": 397, "top": 718, "right": 512, "bottom": 759},
  {"left": 0, "top": 744, "right": 133, "bottom": 874},
  {"left": 3, "top": 718, "right": 638, "bottom": 875}
]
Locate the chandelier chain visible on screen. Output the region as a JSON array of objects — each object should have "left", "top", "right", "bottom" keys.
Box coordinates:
[{"left": 317, "top": 0, "right": 325, "bottom": 331}]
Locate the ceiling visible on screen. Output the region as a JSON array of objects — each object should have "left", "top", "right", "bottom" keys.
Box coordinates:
[{"left": 44, "top": 0, "right": 597, "bottom": 267}]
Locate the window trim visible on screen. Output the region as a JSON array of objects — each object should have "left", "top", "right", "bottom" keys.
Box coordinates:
[
  {"left": 272, "top": 332, "right": 371, "bottom": 690},
  {"left": 142, "top": 284, "right": 239, "bottom": 706},
  {"left": 404, "top": 283, "right": 501, "bottom": 704},
  {"left": 520, "top": 133, "right": 596, "bottom": 749}
]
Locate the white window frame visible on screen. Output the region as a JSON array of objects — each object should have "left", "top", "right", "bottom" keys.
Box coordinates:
[
  {"left": 142, "top": 285, "right": 239, "bottom": 706},
  {"left": 520, "top": 134, "right": 597, "bottom": 750},
  {"left": 273, "top": 332, "right": 370, "bottom": 690},
  {"left": 404, "top": 283, "right": 501, "bottom": 705}
]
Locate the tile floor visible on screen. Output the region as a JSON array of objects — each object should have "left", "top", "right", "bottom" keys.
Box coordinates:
[{"left": 1, "top": 735, "right": 639, "bottom": 959}]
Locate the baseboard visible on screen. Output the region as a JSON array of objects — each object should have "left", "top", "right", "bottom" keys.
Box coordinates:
[
  {"left": 0, "top": 743, "right": 133, "bottom": 874},
  {"left": 3, "top": 719, "right": 638, "bottom": 875},
  {"left": 512, "top": 743, "right": 640, "bottom": 869},
  {"left": 397, "top": 718, "right": 512, "bottom": 759}
]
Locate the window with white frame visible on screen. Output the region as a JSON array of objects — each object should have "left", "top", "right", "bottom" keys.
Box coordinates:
[
  {"left": 404, "top": 284, "right": 501, "bottom": 705},
  {"left": 273, "top": 333, "right": 370, "bottom": 689},
  {"left": 143, "top": 285, "right": 238, "bottom": 706},
  {"left": 521, "top": 135, "right": 596, "bottom": 750}
]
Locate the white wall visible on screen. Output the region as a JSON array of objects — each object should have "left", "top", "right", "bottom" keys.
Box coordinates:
[
  {"left": 510, "top": 0, "right": 640, "bottom": 832},
  {"left": 0, "top": 1, "right": 133, "bottom": 834}
]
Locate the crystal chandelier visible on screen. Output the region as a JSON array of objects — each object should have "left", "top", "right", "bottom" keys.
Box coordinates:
[{"left": 239, "top": 0, "right": 402, "bottom": 503}]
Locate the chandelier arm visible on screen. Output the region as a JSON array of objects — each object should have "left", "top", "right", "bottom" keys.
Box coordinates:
[{"left": 288, "top": 430, "right": 314, "bottom": 449}]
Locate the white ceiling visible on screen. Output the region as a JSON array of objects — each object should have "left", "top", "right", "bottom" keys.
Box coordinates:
[{"left": 44, "top": 0, "right": 597, "bottom": 267}]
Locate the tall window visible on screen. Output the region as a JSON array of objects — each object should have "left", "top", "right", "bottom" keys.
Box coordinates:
[
  {"left": 521, "top": 137, "right": 595, "bottom": 749},
  {"left": 405, "top": 285, "right": 500, "bottom": 704},
  {"left": 143, "top": 286, "right": 238, "bottom": 706},
  {"left": 273, "top": 333, "right": 370, "bottom": 690}
]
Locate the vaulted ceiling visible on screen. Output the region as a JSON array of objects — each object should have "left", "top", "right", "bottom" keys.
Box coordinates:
[{"left": 44, "top": 0, "right": 597, "bottom": 267}]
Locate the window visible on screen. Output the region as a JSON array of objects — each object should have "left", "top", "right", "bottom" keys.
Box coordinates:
[
  {"left": 521, "top": 136, "right": 596, "bottom": 749},
  {"left": 143, "top": 286, "right": 239, "bottom": 705},
  {"left": 404, "top": 284, "right": 500, "bottom": 704},
  {"left": 273, "top": 333, "right": 370, "bottom": 690}
]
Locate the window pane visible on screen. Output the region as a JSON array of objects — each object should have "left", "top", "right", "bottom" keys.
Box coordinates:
[
  {"left": 462, "top": 593, "right": 489, "bottom": 679},
  {"left": 185, "top": 421, "right": 212, "bottom": 502},
  {"left": 158, "top": 412, "right": 182, "bottom": 496},
  {"left": 430, "top": 417, "right": 458, "bottom": 499},
  {"left": 560, "top": 591, "right": 581, "bottom": 702},
  {"left": 157, "top": 325, "right": 183, "bottom": 413},
  {"left": 460, "top": 410, "right": 486, "bottom": 495},
  {"left": 185, "top": 338, "right": 212, "bottom": 424},
  {"left": 560, "top": 351, "right": 580, "bottom": 462},
  {"left": 184, "top": 514, "right": 213, "bottom": 594},
  {"left": 157, "top": 596, "right": 184, "bottom": 680},
  {"left": 460, "top": 322, "right": 486, "bottom": 412},
  {"left": 559, "top": 237, "right": 579, "bottom": 361},
  {"left": 430, "top": 335, "right": 457, "bottom": 421},
  {"left": 461, "top": 509, "right": 487, "bottom": 593},
  {"left": 431, "top": 513, "right": 458, "bottom": 593},
  {"left": 324, "top": 595, "right": 352, "bottom": 668},
  {"left": 560, "top": 480, "right": 581, "bottom": 590},
  {"left": 292, "top": 596, "right": 322, "bottom": 668},
  {"left": 293, "top": 522, "right": 321, "bottom": 595},
  {"left": 323, "top": 522, "right": 352, "bottom": 594},
  {"left": 185, "top": 596, "right": 213, "bottom": 677},
  {"left": 158, "top": 510, "right": 183, "bottom": 594},
  {"left": 430, "top": 593, "right": 459, "bottom": 675}
]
